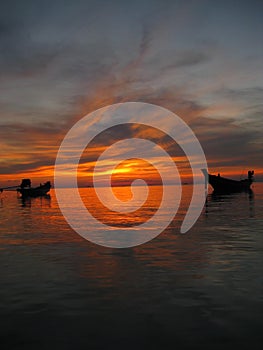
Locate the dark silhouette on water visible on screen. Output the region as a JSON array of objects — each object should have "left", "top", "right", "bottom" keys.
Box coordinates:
[
  {"left": 202, "top": 170, "right": 254, "bottom": 194},
  {"left": 0, "top": 179, "right": 51, "bottom": 198},
  {"left": 17, "top": 179, "right": 51, "bottom": 198}
]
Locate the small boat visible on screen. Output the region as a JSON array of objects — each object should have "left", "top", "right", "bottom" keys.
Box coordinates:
[
  {"left": 17, "top": 179, "right": 51, "bottom": 198},
  {"left": 0, "top": 179, "right": 51, "bottom": 198},
  {"left": 203, "top": 170, "right": 254, "bottom": 193}
]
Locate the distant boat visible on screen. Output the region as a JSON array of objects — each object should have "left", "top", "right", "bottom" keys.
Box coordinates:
[
  {"left": 203, "top": 170, "right": 254, "bottom": 193},
  {"left": 17, "top": 179, "right": 51, "bottom": 198}
]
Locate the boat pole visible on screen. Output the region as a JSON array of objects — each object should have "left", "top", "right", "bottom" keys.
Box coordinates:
[{"left": 0, "top": 185, "right": 20, "bottom": 192}]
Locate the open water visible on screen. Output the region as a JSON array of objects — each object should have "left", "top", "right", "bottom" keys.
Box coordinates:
[{"left": 0, "top": 183, "right": 263, "bottom": 349}]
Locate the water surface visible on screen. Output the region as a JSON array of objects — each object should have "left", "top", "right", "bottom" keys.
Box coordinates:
[{"left": 0, "top": 183, "right": 263, "bottom": 349}]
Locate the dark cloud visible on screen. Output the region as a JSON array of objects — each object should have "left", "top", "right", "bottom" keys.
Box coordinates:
[
  {"left": 172, "top": 51, "right": 210, "bottom": 68},
  {"left": 218, "top": 87, "right": 263, "bottom": 103},
  {"left": 190, "top": 116, "right": 263, "bottom": 169}
]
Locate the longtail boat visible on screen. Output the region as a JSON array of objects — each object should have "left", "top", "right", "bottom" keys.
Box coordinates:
[
  {"left": 202, "top": 170, "right": 254, "bottom": 193},
  {"left": 1, "top": 179, "right": 51, "bottom": 198}
]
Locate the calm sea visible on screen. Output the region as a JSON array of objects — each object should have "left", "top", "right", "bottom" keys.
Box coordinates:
[{"left": 0, "top": 183, "right": 263, "bottom": 349}]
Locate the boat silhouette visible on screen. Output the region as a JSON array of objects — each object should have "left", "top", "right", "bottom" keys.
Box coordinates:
[
  {"left": 1, "top": 179, "right": 51, "bottom": 198},
  {"left": 18, "top": 179, "right": 51, "bottom": 198},
  {"left": 203, "top": 170, "right": 254, "bottom": 193}
]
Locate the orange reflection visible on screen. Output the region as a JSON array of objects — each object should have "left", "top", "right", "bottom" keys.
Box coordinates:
[{"left": 81, "top": 159, "right": 163, "bottom": 227}]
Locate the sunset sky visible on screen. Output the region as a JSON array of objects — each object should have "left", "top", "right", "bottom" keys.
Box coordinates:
[{"left": 0, "top": 0, "right": 263, "bottom": 187}]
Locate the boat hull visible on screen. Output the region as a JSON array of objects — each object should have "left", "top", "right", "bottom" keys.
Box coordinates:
[
  {"left": 17, "top": 182, "right": 51, "bottom": 198},
  {"left": 208, "top": 174, "right": 252, "bottom": 193}
]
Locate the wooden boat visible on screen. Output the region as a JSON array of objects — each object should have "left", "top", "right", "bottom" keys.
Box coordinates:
[
  {"left": 205, "top": 170, "right": 254, "bottom": 193},
  {"left": 17, "top": 179, "right": 51, "bottom": 198}
]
